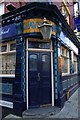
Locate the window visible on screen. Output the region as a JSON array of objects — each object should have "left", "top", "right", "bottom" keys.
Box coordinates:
[
  {"left": 61, "top": 46, "right": 69, "bottom": 75},
  {"left": 28, "top": 41, "right": 50, "bottom": 49},
  {"left": 62, "top": 57, "right": 68, "bottom": 73},
  {"left": 0, "top": 41, "right": 16, "bottom": 75},
  {"left": 73, "top": 53, "right": 77, "bottom": 73},
  {"left": 62, "top": 48, "right": 65, "bottom": 55}
]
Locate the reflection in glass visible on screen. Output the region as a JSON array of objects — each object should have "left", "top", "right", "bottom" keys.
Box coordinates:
[
  {"left": 29, "top": 55, "right": 37, "bottom": 71},
  {"left": 42, "top": 55, "right": 50, "bottom": 71}
]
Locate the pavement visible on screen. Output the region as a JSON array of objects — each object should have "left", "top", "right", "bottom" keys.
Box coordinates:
[
  {"left": 48, "top": 87, "right": 79, "bottom": 118},
  {"left": 2, "top": 87, "right": 80, "bottom": 119}
]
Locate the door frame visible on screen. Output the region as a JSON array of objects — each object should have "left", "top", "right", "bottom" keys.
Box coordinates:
[{"left": 26, "top": 38, "right": 54, "bottom": 110}]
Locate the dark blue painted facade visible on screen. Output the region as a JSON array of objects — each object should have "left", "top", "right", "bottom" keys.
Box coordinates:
[{"left": 0, "top": 2, "right": 80, "bottom": 117}]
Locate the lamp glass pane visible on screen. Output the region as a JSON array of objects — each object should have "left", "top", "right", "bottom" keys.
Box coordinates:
[{"left": 40, "top": 26, "right": 52, "bottom": 39}]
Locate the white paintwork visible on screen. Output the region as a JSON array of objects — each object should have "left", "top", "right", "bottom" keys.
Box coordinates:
[
  {"left": 0, "top": 74, "right": 15, "bottom": 78},
  {"left": 0, "top": 3, "right": 4, "bottom": 16},
  {"left": 0, "top": 100, "right": 13, "bottom": 108},
  {"left": 51, "top": 41, "right": 54, "bottom": 106},
  {"left": 26, "top": 39, "right": 28, "bottom": 110}
]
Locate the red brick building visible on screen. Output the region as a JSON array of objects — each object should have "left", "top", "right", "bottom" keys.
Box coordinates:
[
  {"left": 5, "top": 2, "right": 26, "bottom": 13},
  {"left": 53, "top": 0, "right": 74, "bottom": 29},
  {"left": 0, "top": 1, "right": 26, "bottom": 15},
  {"left": 0, "top": 1, "right": 74, "bottom": 30}
]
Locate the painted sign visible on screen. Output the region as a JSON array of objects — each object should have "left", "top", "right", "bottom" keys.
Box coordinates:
[
  {"left": 23, "top": 18, "right": 57, "bottom": 35},
  {"left": 0, "top": 100, "right": 13, "bottom": 108},
  {"left": 0, "top": 24, "right": 17, "bottom": 39},
  {"left": 74, "top": 17, "right": 80, "bottom": 32}
]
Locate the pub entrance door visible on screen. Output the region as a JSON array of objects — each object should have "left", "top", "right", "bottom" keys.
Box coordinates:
[{"left": 28, "top": 52, "right": 51, "bottom": 107}]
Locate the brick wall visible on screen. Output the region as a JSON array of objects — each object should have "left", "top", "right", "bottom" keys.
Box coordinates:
[{"left": 4, "top": 2, "right": 26, "bottom": 13}]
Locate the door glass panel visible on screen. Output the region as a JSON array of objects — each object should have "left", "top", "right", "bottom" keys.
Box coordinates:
[
  {"left": 28, "top": 41, "right": 50, "bottom": 49},
  {"left": 29, "top": 54, "right": 38, "bottom": 71},
  {"left": 42, "top": 55, "right": 50, "bottom": 71}
]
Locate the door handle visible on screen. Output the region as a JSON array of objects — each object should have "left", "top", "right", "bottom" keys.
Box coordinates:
[{"left": 38, "top": 73, "right": 40, "bottom": 81}]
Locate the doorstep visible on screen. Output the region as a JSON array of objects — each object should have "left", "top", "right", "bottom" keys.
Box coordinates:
[{"left": 22, "top": 106, "right": 61, "bottom": 118}]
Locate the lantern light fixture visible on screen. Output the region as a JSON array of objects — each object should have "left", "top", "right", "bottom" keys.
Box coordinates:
[{"left": 38, "top": 17, "right": 52, "bottom": 39}]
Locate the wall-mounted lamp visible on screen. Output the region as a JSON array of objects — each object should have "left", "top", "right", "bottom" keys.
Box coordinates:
[{"left": 38, "top": 17, "right": 52, "bottom": 39}]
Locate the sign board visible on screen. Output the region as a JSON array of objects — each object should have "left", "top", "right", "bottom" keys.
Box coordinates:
[
  {"left": 74, "top": 17, "right": 80, "bottom": 32},
  {"left": 0, "top": 24, "right": 17, "bottom": 39},
  {"left": 0, "top": 100, "right": 13, "bottom": 108},
  {"left": 23, "top": 18, "right": 57, "bottom": 35}
]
